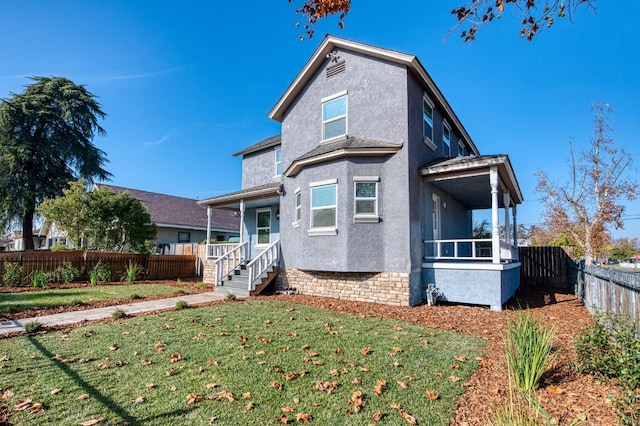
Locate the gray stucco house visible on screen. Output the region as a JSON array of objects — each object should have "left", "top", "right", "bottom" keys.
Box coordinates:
[{"left": 199, "top": 36, "right": 523, "bottom": 310}]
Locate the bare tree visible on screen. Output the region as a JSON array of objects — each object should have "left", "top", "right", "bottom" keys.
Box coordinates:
[{"left": 536, "top": 103, "right": 637, "bottom": 265}]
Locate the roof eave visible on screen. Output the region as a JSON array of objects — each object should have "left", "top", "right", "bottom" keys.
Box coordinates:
[{"left": 283, "top": 146, "right": 402, "bottom": 177}]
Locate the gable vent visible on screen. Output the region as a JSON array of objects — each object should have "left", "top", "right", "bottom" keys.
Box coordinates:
[{"left": 326, "top": 61, "right": 346, "bottom": 79}]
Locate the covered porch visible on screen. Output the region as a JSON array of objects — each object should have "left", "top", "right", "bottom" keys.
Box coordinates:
[
  {"left": 198, "top": 182, "right": 282, "bottom": 296},
  {"left": 420, "top": 155, "right": 523, "bottom": 310}
]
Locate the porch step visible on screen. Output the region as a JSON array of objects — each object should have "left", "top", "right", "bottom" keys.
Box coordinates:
[{"left": 216, "top": 265, "right": 277, "bottom": 297}]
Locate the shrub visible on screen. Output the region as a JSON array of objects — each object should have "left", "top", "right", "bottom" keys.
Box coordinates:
[
  {"left": 505, "top": 312, "right": 555, "bottom": 391},
  {"left": 2, "top": 262, "right": 24, "bottom": 287},
  {"left": 121, "top": 260, "right": 144, "bottom": 283},
  {"left": 24, "top": 321, "right": 43, "bottom": 334},
  {"left": 89, "top": 261, "right": 111, "bottom": 284},
  {"left": 31, "top": 270, "right": 50, "bottom": 288},
  {"left": 129, "top": 293, "right": 142, "bottom": 300},
  {"left": 50, "top": 242, "right": 69, "bottom": 251},
  {"left": 576, "top": 312, "right": 640, "bottom": 424},
  {"left": 175, "top": 300, "right": 188, "bottom": 310},
  {"left": 55, "top": 262, "right": 81, "bottom": 284},
  {"left": 111, "top": 309, "right": 127, "bottom": 319},
  {"left": 225, "top": 293, "right": 237, "bottom": 301}
]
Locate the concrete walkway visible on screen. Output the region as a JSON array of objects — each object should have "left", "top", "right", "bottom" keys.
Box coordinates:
[{"left": 0, "top": 292, "right": 227, "bottom": 336}]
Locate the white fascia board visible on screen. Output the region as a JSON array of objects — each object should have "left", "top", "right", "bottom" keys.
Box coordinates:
[{"left": 284, "top": 147, "right": 401, "bottom": 177}]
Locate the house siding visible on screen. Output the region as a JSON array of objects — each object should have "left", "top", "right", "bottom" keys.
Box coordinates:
[{"left": 241, "top": 147, "right": 281, "bottom": 189}]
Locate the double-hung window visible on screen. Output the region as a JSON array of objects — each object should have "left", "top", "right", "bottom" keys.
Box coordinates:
[
  {"left": 256, "top": 209, "right": 271, "bottom": 246},
  {"left": 178, "top": 232, "right": 191, "bottom": 243},
  {"left": 293, "top": 188, "right": 302, "bottom": 227},
  {"left": 457, "top": 140, "right": 465, "bottom": 157},
  {"left": 353, "top": 177, "right": 379, "bottom": 222},
  {"left": 443, "top": 121, "right": 451, "bottom": 157},
  {"left": 275, "top": 147, "right": 282, "bottom": 176},
  {"left": 423, "top": 95, "right": 435, "bottom": 149},
  {"left": 309, "top": 180, "right": 337, "bottom": 235},
  {"left": 322, "top": 92, "right": 347, "bottom": 141}
]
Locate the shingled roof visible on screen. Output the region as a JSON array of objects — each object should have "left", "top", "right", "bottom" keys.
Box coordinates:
[{"left": 94, "top": 184, "right": 239, "bottom": 232}]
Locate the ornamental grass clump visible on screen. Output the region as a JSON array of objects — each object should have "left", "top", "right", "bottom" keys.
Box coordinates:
[{"left": 505, "top": 311, "right": 555, "bottom": 392}]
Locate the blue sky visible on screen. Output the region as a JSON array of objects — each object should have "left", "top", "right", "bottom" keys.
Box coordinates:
[{"left": 2, "top": 1, "right": 639, "bottom": 238}]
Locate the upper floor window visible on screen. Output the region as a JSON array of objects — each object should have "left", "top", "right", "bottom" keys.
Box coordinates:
[
  {"left": 457, "top": 140, "right": 465, "bottom": 157},
  {"left": 310, "top": 180, "right": 337, "bottom": 233},
  {"left": 423, "top": 95, "right": 434, "bottom": 145},
  {"left": 322, "top": 92, "right": 347, "bottom": 141},
  {"left": 275, "top": 147, "right": 282, "bottom": 176},
  {"left": 443, "top": 121, "right": 451, "bottom": 157},
  {"left": 294, "top": 188, "right": 302, "bottom": 224}
]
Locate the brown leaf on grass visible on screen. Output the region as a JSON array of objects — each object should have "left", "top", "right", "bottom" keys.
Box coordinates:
[
  {"left": 186, "top": 393, "right": 202, "bottom": 405},
  {"left": 312, "top": 360, "right": 324, "bottom": 366},
  {"left": 192, "top": 332, "right": 206, "bottom": 341},
  {"left": 372, "top": 410, "right": 383, "bottom": 421},
  {"left": 146, "top": 383, "right": 155, "bottom": 390},
  {"left": 373, "top": 380, "right": 387, "bottom": 396},
  {"left": 449, "top": 375, "right": 461, "bottom": 382},
  {"left": 141, "top": 359, "right": 152, "bottom": 366},
  {"left": 78, "top": 394, "right": 90, "bottom": 400},
  {"left": 405, "top": 375, "right": 415, "bottom": 381},
  {"left": 296, "top": 412, "right": 313, "bottom": 423},
  {"left": 454, "top": 355, "right": 468, "bottom": 362},
  {"left": 361, "top": 347, "right": 372, "bottom": 356},
  {"left": 278, "top": 414, "right": 291, "bottom": 424},
  {"left": 208, "top": 390, "right": 234, "bottom": 402},
  {"left": 81, "top": 330, "right": 96, "bottom": 338},
  {"left": 13, "top": 400, "right": 32, "bottom": 411},
  {"left": 282, "top": 406, "right": 295, "bottom": 413},
  {"left": 284, "top": 372, "right": 299, "bottom": 381},
  {"left": 208, "top": 416, "right": 219, "bottom": 423},
  {"left": 134, "top": 395, "right": 144, "bottom": 404},
  {"left": 108, "top": 344, "right": 118, "bottom": 351},
  {"left": 170, "top": 353, "right": 182, "bottom": 362},
  {"left": 97, "top": 363, "right": 109, "bottom": 370},
  {"left": 397, "top": 380, "right": 409, "bottom": 389},
  {"left": 207, "top": 359, "right": 219, "bottom": 366},
  {"left": 394, "top": 324, "right": 403, "bottom": 331},
  {"left": 352, "top": 378, "right": 362, "bottom": 385},
  {"left": 359, "top": 367, "right": 369, "bottom": 372},
  {"left": 329, "top": 369, "right": 340, "bottom": 377},
  {"left": 80, "top": 418, "right": 104, "bottom": 426},
  {"left": 154, "top": 342, "right": 166, "bottom": 352},
  {"left": 270, "top": 381, "right": 283, "bottom": 390},
  {"left": 424, "top": 390, "right": 440, "bottom": 400},
  {"left": 115, "top": 360, "right": 127, "bottom": 367},
  {"left": 315, "top": 380, "right": 339, "bottom": 394},
  {"left": 242, "top": 392, "right": 252, "bottom": 399},
  {"left": 301, "top": 344, "right": 310, "bottom": 350},
  {"left": 400, "top": 409, "right": 417, "bottom": 424},
  {"left": 50, "top": 388, "right": 61, "bottom": 395},
  {"left": 349, "top": 390, "right": 366, "bottom": 413},
  {"left": 256, "top": 350, "right": 266, "bottom": 356},
  {"left": 450, "top": 364, "right": 460, "bottom": 370},
  {"left": 29, "top": 403, "right": 43, "bottom": 413},
  {"left": 245, "top": 401, "right": 254, "bottom": 410},
  {"left": 335, "top": 348, "right": 343, "bottom": 355},
  {"left": 165, "top": 368, "right": 174, "bottom": 376},
  {"left": 1, "top": 389, "right": 14, "bottom": 399},
  {"left": 392, "top": 346, "right": 402, "bottom": 353},
  {"left": 287, "top": 332, "right": 298, "bottom": 337},
  {"left": 293, "top": 397, "right": 300, "bottom": 404},
  {"left": 307, "top": 351, "right": 319, "bottom": 357}
]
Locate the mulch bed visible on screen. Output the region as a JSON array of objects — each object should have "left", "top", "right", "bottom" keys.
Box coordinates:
[{"left": 0, "top": 284, "right": 622, "bottom": 425}]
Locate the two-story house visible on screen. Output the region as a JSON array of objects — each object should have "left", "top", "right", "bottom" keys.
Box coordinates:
[{"left": 199, "top": 36, "right": 523, "bottom": 310}]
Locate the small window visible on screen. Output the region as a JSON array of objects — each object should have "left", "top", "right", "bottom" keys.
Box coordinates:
[
  {"left": 178, "top": 232, "right": 191, "bottom": 243},
  {"left": 423, "top": 95, "right": 434, "bottom": 145},
  {"left": 322, "top": 93, "right": 347, "bottom": 141},
  {"left": 354, "top": 177, "right": 379, "bottom": 222},
  {"left": 457, "top": 140, "right": 465, "bottom": 157},
  {"left": 294, "top": 189, "right": 302, "bottom": 223},
  {"left": 275, "top": 147, "right": 282, "bottom": 176},
  {"left": 310, "top": 182, "right": 337, "bottom": 230},
  {"left": 256, "top": 209, "right": 271, "bottom": 246},
  {"left": 443, "top": 121, "right": 451, "bottom": 157},
  {"left": 216, "top": 235, "right": 225, "bottom": 242}
]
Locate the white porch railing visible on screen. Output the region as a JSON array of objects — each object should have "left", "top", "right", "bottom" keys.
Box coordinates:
[
  {"left": 214, "top": 241, "right": 248, "bottom": 286},
  {"left": 247, "top": 240, "right": 280, "bottom": 292},
  {"left": 207, "top": 243, "right": 239, "bottom": 259},
  {"left": 423, "top": 239, "right": 518, "bottom": 262}
]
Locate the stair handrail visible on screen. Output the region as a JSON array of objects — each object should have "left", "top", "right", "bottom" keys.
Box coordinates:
[
  {"left": 246, "top": 239, "right": 279, "bottom": 291},
  {"left": 214, "top": 241, "right": 248, "bottom": 287}
]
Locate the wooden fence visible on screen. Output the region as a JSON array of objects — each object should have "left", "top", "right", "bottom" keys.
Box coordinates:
[
  {"left": 572, "top": 264, "right": 640, "bottom": 323},
  {"left": 0, "top": 251, "right": 196, "bottom": 285},
  {"left": 518, "top": 246, "right": 573, "bottom": 290}
]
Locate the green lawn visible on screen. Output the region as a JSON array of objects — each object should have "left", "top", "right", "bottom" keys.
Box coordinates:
[
  {"left": 0, "top": 300, "right": 485, "bottom": 425},
  {"left": 0, "top": 284, "right": 190, "bottom": 314}
]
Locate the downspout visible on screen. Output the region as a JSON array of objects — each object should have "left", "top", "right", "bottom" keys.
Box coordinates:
[
  {"left": 239, "top": 199, "right": 245, "bottom": 259},
  {"left": 490, "top": 166, "right": 500, "bottom": 264},
  {"left": 206, "top": 206, "right": 212, "bottom": 258}
]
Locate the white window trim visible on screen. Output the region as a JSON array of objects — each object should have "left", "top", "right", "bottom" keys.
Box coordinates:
[
  {"left": 443, "top": 120, "right": 451, "bottom": 157},
  {"left": 423, "top": 94, "right": 436, "bottom": 151},
  {"left": 308, "top": 180, "right": 338, "bottom": 236},
  {"left": 353, "top": 176, "right": 380, "bottom": 223},
  {"left": 255, "top": 208, "right": 271, "bottom": 247},
  {"left": 292, "top": 188, "right": 301, "bottom": 228},
  {"left": 274, "top": 147, "right": 282, "bottom": 177},
  {"left": 322, "top": 91, "right": 348, "bottom": 142}
]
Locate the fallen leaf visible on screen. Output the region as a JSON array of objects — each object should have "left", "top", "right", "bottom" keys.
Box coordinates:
[
  {"left": 454, "top": 355, "right": 468, "bottom": 362},
  {"left": 0, "top": 356, "right": 9, "bottom": 362},
  {"left": 352, "top": 378, "right": 362, "bottom": 385},
  {"left": 205, "top": 383, "right": 218, "bottom": 389},
  {"left": 282, "top": 406, "right": 295, "bottom": 413},
  {"left": 242, "top": 392, "right": 252, "bottom": 399},
  {"left": 13, "top": 400, "right": 32, "bottom": 411},
  {"left": 134, "top": 395, "right": 144, "bottom": 404},
  {"left": 312, "top": 360, "right": 324, "bottom": 366},
  {"left": 393, "top": 346, "right": 402, "bottom": 353},
  {"left": 293, "top": 397, "right": 300, "bottom": 404},
  {"left": 208, "top": 416, "right": 219, "bottom": 424},
  {"left": 307, "top": 351, "right": 319, "bottom": 357},
  {"left": 397, "top": 380, "right": 409, "bottom": 389},
  {"left": 154, "top": 342, "right": 166, "bottom": 352},
  {"left": 29, "top": 402, "right": 43, "bottom": 413},
  {"left": 256, "top": 350, "right": 266, "bottom": 356},
  {"left": 146, "top": 383, "right": 155, "bottom": 390},
  {"left": 165, "top": 368, "right": 174, "bottom": 376},
  {"left": 405, "top": 375, "right": 415, "bottom": 381},
  {"left": 315, "top": 380, "right": 339, "bottom": 394},
  {"left": 296, "top": 412, "right": 313, "bottom": 423},
  {"left": 329, "top": 369, "right": 339, "bottom": 377},
  {"left": 349, "top": 390, "right": 366, "bottom": 413},
  {"left": 548, "top": 385, "right": 564, "bottom": 395},
  {"left": 361, "top": 347, "right": 372, "bottom": 356},
  {"left": 374, "top": 380, "right": 387, "bottom": 396},
  {"left": 372, "top": 410, "right": 383, "bottom": 421},
  {"left": 278, "top": 414, "right": 290, "bottom": 424},
  {"left": 449, "top": 375, "right": 461, "bottom": 383},
  {"left": 270, "top": 382, "right": 283, "bottom": 390},
  {"left": 80, "top": 417, "right": 105, "bottom": 425},
  {"left": 50, "top": 388, "right": 62, "bottom": 395},
  {"left": 78, "top": 394, "right": 90, "bottom": 400},
  {"left": 141, "top": 359, "right": 152, "bottom": 366},
  {"left": 284, "top": 372, "right": 299, "bottom": 381},
  {"left": 245, "top": 402, "right": 254, "bottom": 410},
  {"left": 335, "top": 348, "right": 343, "bottom": 355},
  {"left": 400, "top": 409, "right": 417, "bottom": 424},
  {"left": 186, "top": 393, "right": 202, "bottom": 405},
  {"left": 207, "top": 359, "right": 218, "bottom": 366},
  {"left": 108, "top": 344, "right": 118, "bottom": 351},
  {"left": 394, "top": 324, "right": 403, "bottom": 331},
  {"left": 424, "top": 390, "right": 440, "bottom": 400},
  {"left": 170, "top": 353, "right": 182, "bottom": 362},
  {"left": 209, "top": 390, "right": 234, "bottom": 402},
  {"left": 1, "top": 389, "right": 14, "bottom": 399},
  {"left": 360, "top": 367, "right": 369, "bottom": 372}
]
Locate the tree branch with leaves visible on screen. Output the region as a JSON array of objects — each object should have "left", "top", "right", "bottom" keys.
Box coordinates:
[{"left": 536, "top": 102, "right": 637, "bottom": 264}]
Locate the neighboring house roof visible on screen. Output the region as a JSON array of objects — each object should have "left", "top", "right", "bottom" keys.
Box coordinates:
[
  {"left": 94, "top": 184, "right": 240, "bottom": 232},
  {"left": 198, "top": 182, "right": 281, "bottom": 209},
  {"left": 233, "top": 135, "right": 281, "bottom": 157},
  {"left": 421, "top": 155, "right": 523, "bottom": 208},
  {"left": 284, "top": 136, "right": 403, "bottom": 177},
  {"left": 268, "top": 35, "right": 480, "bottom": 156}
]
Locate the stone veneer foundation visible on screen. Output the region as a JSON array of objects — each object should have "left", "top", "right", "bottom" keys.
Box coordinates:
[{"left": 277, "top": 268, "right": 411, "bottom": 306}]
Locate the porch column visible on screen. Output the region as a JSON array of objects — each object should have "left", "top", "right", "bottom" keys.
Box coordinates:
[
  {"left": 490, "top": 166, "right": 500, "bottom": 264},
  {"left": 206, "top": 206, "right": 212, "bottom": 257},
  {"left": 239, "top": 199, "right": 245, "bottom": 258},
  {"left": 512, "top": 204, "right": 518, "bottom": 256},
  {"left": 503, "top": 192, "right": 511, "bottom": 245}
]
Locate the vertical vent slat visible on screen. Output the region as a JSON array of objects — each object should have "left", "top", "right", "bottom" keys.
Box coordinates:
[{"left": 326, "top": 62, "right": 346, "bottom": 79}]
